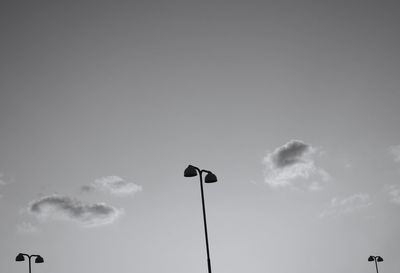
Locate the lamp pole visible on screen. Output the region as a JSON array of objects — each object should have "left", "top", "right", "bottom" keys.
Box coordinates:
[
  {"left": 184, "top": 165, "right": 218, "bottom": 273},
  {"left": 15, "top": 253, "right": 44, "bottom": 273},
  {"left": 368, "top": 255, "right": 383, "bottom": 273}
]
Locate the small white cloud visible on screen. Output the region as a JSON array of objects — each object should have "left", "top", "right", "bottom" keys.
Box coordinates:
[
  {"left": 28, "top": 195, "right": 123, "bottom": 228},
  {"left": 320, "top": 193, "right": 372, "bottom": 218},
  {"left": 17, "top": 222, "right": 38, "bottom": 233},
  {"left": 384, "top": 184, "right": 400, "bottom": 204},
  {"left": 93, "top": 176, "right": 142, "bottom": 196},
  {"left": 262, "top": 140, "right": 331, "bottom": 189},
  {"left": 389, "top": 145, "right": 400, "bottom": 162}
]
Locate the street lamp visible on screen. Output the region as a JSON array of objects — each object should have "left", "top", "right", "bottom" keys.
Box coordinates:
[
  {"left": 184, "top": 164, "right": 218, "bottom": 273},
  {"left": 368, "top": 255, "right": 383, "bottom": 273},
  {"left": 15, "top": 253, "right": 44, "bottom": 273}
]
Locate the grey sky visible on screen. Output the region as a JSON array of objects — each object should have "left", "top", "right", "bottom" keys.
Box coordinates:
[{"left": 1, "top": 1, "right": 400, "bottom": 273}]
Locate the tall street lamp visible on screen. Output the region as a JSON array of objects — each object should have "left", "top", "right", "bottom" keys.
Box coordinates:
[
  {"left": 368, "top": 255, "right": 383, "bottom": 273},
  {"left": 15, "top": 253, "right": 44, "bottom": 273},
  {"left": 184, "top": 164, "right": 218, "bottom": 273}
]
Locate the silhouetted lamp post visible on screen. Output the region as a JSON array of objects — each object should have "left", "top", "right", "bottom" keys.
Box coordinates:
[
  {"left": 15, "top": 253, "right": 44, "bottom": 273},
  {"left": 184, "top": 164, "right": 218, "bottom": 273},
  {"left": 368, "top": 255, "right": 383, "bottom": 273}
]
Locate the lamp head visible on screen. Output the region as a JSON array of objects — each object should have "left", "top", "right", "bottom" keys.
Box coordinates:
[
  {"left": 377, "top": 256, "right": 383, "bottom": 262},
  {"left": 15, "top": 253, "right": 25, "bottom": 262},
  {"left": 204, "top": 172, "right": 217, "bottom": 183},
  {"left": 368, "top": 256, "right": 375, "bottom": 262},
  {"left": 35, "top": 256, "right": 44, "bottom": 263},
  {"left": 184, "top": 165, "right": 198, "bottom": 177}
]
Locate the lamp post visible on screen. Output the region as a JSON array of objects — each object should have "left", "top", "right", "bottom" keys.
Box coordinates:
[
  {"left": 368, "top": 255, "right": 383, "bottom": 273},
  {"left": 15, "top": 253, "right": 44, "bottom": 273},
  {"left": 184, "top": 164, "right": 218, "bottom": 273}
]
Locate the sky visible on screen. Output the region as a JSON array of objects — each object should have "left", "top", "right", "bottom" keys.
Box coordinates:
[{"left": 1, "top": 1, "right": 400, "bottom": 273}]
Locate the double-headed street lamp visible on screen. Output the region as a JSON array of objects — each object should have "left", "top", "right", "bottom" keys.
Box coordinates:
[
  {"left": 368, "top": 255, "right": 383, "bottom": 273},
  {"left": 184, "top": 165, "right": 218, "bottom": 273},
  {"left": 15, "top": 253, "right": 44, "bottom": 273}
]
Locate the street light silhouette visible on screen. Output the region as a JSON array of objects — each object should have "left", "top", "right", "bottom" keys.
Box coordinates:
[
  {"left": 15, "top": 253, "right": 44, "bottom": 273},
  {"left": 184, "top": 164, "right": 218, "bottom": 273},
  {"left": 368, "top": 255, "right": 383, "bottom": 273}
]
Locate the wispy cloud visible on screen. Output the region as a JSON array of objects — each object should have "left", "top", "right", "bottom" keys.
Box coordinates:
[
  {"left": 320, "top": 193, "right": 372, "bottom": 218},
  {"left": 88, "top": 176, "right": 142, "bottom": 196},
  {"left": 389, "top": 145, "right": 400, "bottom": 162},
  {"left": 28, "top": 195, "right": 123, "bottom": 228},
  {"left": 80, "top": 185, "right": 95, "bottom": 193},
  {"left": 308, "top": 181, "right": 323, "bottom": 191},
  {"left": 384, "top": 184, "right": 400, "bottom": 204},
  {"left": 262, "top": 140, "right": 331, "bottom": 189},
  {"left": 17, "top": 222, "right": 38, "bottom": 233}
]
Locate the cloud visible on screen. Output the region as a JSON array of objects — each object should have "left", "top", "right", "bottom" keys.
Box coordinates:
[
  {"left": 320, "top": 193, "right": 372, "bottom": 218},
  {"left": 308, "top": 181, "right": 323, "bottom": 191},
  {"left": 389, "top": 145, "right": 400, "bottom": 162},
  {"left": 92, "top": 176, "right": 142, "bottom": 196},
  {"left": 269, "top": 140, "right": 311, "bottom": 168},
  {"left": 28, "top": 195, "right": 123, "bottom": 227},
  {"left": 384, "top": 184, "right": 400, "bottom": 204},
  {"left": 17, "top": 222, "right": 38, "bottom": 233},
  {"left": 262, "top": 140, "right": 331, "bottom": 189},
  {"left": 80, "top": 185, "right": 95, "bottom": 193}
]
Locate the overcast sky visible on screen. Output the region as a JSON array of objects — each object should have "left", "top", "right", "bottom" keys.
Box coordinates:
[{"left": 1, "top": 1, "right": 400, "bottom": 273}]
